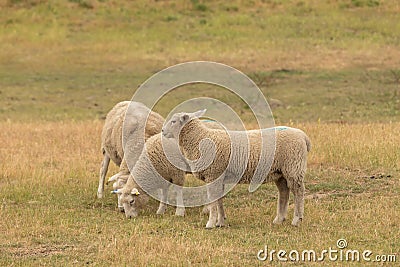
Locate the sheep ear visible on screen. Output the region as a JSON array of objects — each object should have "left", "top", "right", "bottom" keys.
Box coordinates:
[
  {"left": 180, "top": 114, "right": 189, "bottom": 123},
  {"left": 131, "top": 188, "right": 140, "bottom": 196},
  {"left": 193, "top": 109, "right": 207, "bottom": 118}
]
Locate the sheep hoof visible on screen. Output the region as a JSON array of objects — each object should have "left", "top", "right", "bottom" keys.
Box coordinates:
[
  {"left": 205, "top": 221, "right": 216, "bottom": 229},
  {"left": 175, "top": 208, "right": 185, "bottom": 217},
  {"left": 156, "top": 208, "right": 167, "bottom": 215},
  {"left": 216, "top": 222, "right": 225, "bottom": 227},
  {"left": 273, "top": 217, "right": 285, "bottom": 224},
  {"left": 291, "top": 217, "right": 302, "bottom": 227}
]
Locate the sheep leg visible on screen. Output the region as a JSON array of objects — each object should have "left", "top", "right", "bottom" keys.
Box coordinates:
[
  {"left": 291, "top": 181, "right": 305, "bottom": 227},
  {"left": 202, "top": 205, "right": 209, "bottom": 214},
  {"left": 156, "top": 187, "right": 168, "bottom": 215},
  {"left": 175, "top": 186, "right": 185, "bottom": 217},
  {"left": 117, "top": 193, "right": 124, "bottom": 212},
  {"left": 273, "top": 177, "right": 289, "bottom": 224},
  {"left": 97, "top": 154, "right": 110, "bottom": 198},
  {"left": 203, "top": 199, "right": 226, "bottom": 219},
  {"left": 216, "top": 198, "right": 225, "bottom": 227},
  {"left": 206, "top": 201, "right": 218, "bottom": 229},
  {"left": 114, "top": 177, "right": 125, "bottom": 212},
  {"left": 202, "top": 204, "right": 226, "bottom": 217},
  {"left": 205, "top": 179, "right": 224, "bottom": 229}
]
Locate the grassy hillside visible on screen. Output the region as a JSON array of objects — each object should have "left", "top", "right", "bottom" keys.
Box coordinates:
[
  {"left": 0, "top": 0, "right": 399, "bottom": 122},
  {"left": 0, "top": 0, "right": 399, "bottom": 266}
]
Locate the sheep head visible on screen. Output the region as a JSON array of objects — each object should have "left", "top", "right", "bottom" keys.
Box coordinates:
[
  {"left": 117, "top": 186, "right": 148, "bottom": 219},
  {"left": 109, "top": 173, "right": 129, "bottom": 212},
  {"left": 162, "top": 109, "right": 207, "bottom": 139}
]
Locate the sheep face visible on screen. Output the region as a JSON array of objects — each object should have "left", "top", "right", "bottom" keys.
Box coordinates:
[
  {"left": 109, "top": 174, "right": 128, "bottom": 211},
  {"left": 118, "top": 188, "right": 148, "bottom": 219},
  {"left": 162, "top": 109, "right": 207, "bottom": 139},
  {"left": 112, "top": 180, "right": 126, "bottom": 212}
]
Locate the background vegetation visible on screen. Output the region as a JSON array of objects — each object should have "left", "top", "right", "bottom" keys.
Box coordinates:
[{"left": 0, "top": 0, "right": 399, "bottom": 265}]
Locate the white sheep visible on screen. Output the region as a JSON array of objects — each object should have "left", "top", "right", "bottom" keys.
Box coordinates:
[
  {"left": 162, "top": 110, "right": 311, "bottom": 228},
  {"left": 97, "top": 101, "right": 164, "bottom": 199},
  {"left": 115, "top": 120, "right": 225, "bottom": 218},
  {"left": 116, "top": 132, "right": 187, "bottom": 218}
]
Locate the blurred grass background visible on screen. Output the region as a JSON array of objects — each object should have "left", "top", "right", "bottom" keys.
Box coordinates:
[{"left": 0, "top": 0, "right": 399, "bottom": 122}]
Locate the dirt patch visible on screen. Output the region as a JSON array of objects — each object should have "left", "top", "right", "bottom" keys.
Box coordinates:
[
  {"left": 359, "top": 173, "right": 393, "bottom": 180},
  {"left": 2, "top": 244, "right": 74, "bottom": 258},
  {"left": 304, "top": 193, "right": 331, "bottom": 200}
]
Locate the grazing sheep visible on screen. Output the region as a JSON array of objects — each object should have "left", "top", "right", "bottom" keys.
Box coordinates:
[
  {"left": 162, "top": 110, "right": 311, "bottom": 228},
  {"left": 97, "top": 101, "right": 164, "bottom": 198},
  {"left": 116, "top": 132, "right": 187, "bottom": 218},
  {"left": 115, "top": 120, "right": 225, "bottom": 218}
]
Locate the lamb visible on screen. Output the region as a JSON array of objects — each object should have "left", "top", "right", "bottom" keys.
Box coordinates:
[
  {"left": 116, "top": 132, "right": 187, "bottom": 218},
  {"left": 162, "top": 110, "right": 311, "bottom": 228},
  {"left": 115, "top": 120, "right": 225, "bottom": 218},
  {"left": 97, "top": 101, "right": 164, "bottom": 199}
]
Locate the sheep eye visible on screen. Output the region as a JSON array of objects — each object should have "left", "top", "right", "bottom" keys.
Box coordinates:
[
  {"left": 130, "top": 199, "right": 135, "bottom": 205},
  {"left": 171, "top": 120, "right": 176, "bottom": 124}
]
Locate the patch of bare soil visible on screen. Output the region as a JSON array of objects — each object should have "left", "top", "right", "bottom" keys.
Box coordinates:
[
  {"left": 304, "top": 193, "right": 331, "bottom": 200},
  {"left": 2, "top": 244, "right": 74, "bottom": 258}
]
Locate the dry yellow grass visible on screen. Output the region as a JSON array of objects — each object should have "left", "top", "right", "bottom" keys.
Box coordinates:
[
  {"left": 0, "top": 121, "right": 398, "bottom": 265},
  {"left": 0, "top": 121, "right": 104, "bottom": 186},
  {"left": 303, "top": 122, "right": 400, "bottom": 172}
]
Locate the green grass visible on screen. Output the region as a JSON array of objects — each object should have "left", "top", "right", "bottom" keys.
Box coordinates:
[
  {"left": 0, "top": 0, "right": 399, "bottom": 266},
  {"left": 1, "top": 0, "right": 399, "bottom": 123},
  {"left": 1, "top": 68, "right": 399, "bottom": 122},
  {"left": 1, "top": 0, "right": 400, "bottom": 72}
]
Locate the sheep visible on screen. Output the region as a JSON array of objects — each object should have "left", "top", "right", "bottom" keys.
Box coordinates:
[
  {"left": 115, "top": 120, "right": 225, "bottom": 218},
  {"left": 116, "top": 132, "right": 187, "bottom": 218},
  {"left": 162, "top": 110, "right": 311, "bottom": 228},
  {"left": 97, "top": 101, "right": 164, "bottom": 199}
]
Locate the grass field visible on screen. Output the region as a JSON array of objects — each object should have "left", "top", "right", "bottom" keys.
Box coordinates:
[{"left": 0, "top": 0, "right": 399, "bottom": 266}]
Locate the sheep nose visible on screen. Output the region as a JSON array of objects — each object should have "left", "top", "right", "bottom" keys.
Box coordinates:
[{"left": 162, "top": 129, "right": 164, "bottom": 133}]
